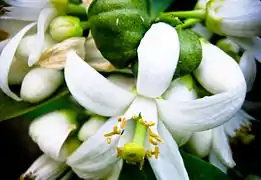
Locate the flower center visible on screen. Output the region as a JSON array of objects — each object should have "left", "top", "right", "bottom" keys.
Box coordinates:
[{"left": 104, "top": 114, "right": 163, "bottom": 169}]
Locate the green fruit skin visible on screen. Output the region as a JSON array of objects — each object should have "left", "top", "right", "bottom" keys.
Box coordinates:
[
  {"left": 175, "top": 29, "right": 202, "bottom": 77},
  {"left": 88, "top": 0, "right": 151, "bottom": 69},
  {"left": 132, "top": 29, "right": 202, "bottom": 78}
]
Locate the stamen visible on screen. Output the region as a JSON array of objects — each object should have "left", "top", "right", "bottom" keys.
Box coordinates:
[
  {"left": 149, "top": 136, "right": 158, "bottom": 145},
  {"left": 106, "top": 138, "right": 112, "bottom": 144},
  {"left": 120, "top": 117, "right": 127, "bottom": 129}
]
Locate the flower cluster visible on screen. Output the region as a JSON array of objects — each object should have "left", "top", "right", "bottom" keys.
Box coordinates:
[{"left": 0, "top": 0, "right": 260, "bottom": 179}]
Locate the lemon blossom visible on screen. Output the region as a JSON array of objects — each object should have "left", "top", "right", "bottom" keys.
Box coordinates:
[
  {"left": 187, "top": 110, "right": 254, "bottom": 173},
  {"left": 64, "top": 22, "right": 246, "bottom": 179},
  {"left": 206, "top": 0, "right": 261, "bottom": 37}
]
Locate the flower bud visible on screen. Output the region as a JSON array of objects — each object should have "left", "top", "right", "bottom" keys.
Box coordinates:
[
  {"left": 8, "top": 56, "right": 30, "bottom": 85},
  {"left": 49, "top": 16, "right": 83, "bottom": 42},
  {"left": 20, "top": 154, "right": 68, "bottom": 180},
  {"left": 20, "top": 67, "right": 63, "bottom": 103},
  {"left": 29, "top": 110, "right": 78, "bottom": 161},
  {"left": 78, "top": 116, "right": 106, "bottom": 141},
  {"left": 16, "top": 33, "right": 55, "bottom": 59},
  {"left": 206, "top": 0, "right": 261, "bottom": 37},
  {"left": 186, "top": 130, "right": 213, "bottom": 158}
]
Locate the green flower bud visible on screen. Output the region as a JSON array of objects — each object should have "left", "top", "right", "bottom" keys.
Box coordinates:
[
  {"left": 20, "top": 67, "right": 64, "bottom": 103},
  {"left": 49, "top": 16, "right": 83, "bottom": 42}
]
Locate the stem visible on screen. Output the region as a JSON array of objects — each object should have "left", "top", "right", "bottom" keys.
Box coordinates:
[
  {"left": 132, "top": 119, "right": 147, "bottom": 146},
  {"left": 80, "top": 21, "right": 91, "bottom": 30},
  {"left": 67, "top": 4, "right": 87, "bottom": 15},
  {"left": 176, "top": 18, "right": 201, "bottom": 29},
  {"left": 162, "top": 9, "right": 206, "bottom": 20}
]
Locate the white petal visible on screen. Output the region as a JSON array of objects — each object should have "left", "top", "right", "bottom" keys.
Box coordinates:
[
  {"left": 162, "top": 75, "right": 197, "bottom": 146},
  {"left": 117, "top": 118, "right": 136, "bottom": 147},
  {"left": 67, "top": 117, "right": 120, "bottom": 179},
  {"left": 209, "top": 150, "right": 228, "bottom": 174},
  {"left": 186, "top": 130, "right": 212, "bottom": 158},
  {"left": 229, "top": 36, "right": 261, "bottom": 62},
  {"left": 108, "top": 74, "right": 135, "bottom": 91},
  {"left": 2, "top": 6, "right": 45, "bottom": 21},
  {"left": 157, "top": 85, "right": 246, "bottom": 131},
  {"left": 137, "top": 22, "right": 180, "bottom": 98},
  {"left": 0, "top": 40, "right": 8, "bottom": 52},
  {"left": 194, "top": 41, "right": 246, "bottom": 94},
  {"left": 239, "top": 51, "right": 256, "bottom": 92},
  {"left": 149, "top": 121, "right": 189, "bottom": 180},
  {"left": 29, "top": 110, "right": 77, "bottom": 161},
  {"left": 212, "top": 126, "right": 235, "bottom": 168},
  {"left": 21, "top": 154, "right": 68, "bottom": 180},
  {"left": 28, "top": 8, "right": 57, "bottom": 66},
  {"left": 224, "top": 109, "right": 254, "bottom": 137},
  {"left": 191, "top": 23, "right": 213, "bottom": 40},
  {"left": 78, "top": 116, "right": 106, "bottom": 141},
  {"left": 4, "top": 0, "right": 48, "bottom": 8},
  {"left": 124, "top": 96, "right": 159, "bottom": 134},
  {"left": 105, "top": 160, "right": 123, "bottom": 180},
  {"left": 0, "top": 22, "right": 36, "bottom": 101},
  {"left": 64, "top": 51, "right": 135, "bottom": 117}
]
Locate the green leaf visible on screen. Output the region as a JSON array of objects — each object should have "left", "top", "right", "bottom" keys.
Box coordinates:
[
  {"left": 181, "top": 150, "right": 231, "bottom": 180},
  {"left": 119, "top": 150, "right": 230, "bottom": 180},
  {"left": 148, "top": 0, "right": 175, "bottom": 18},
  {"left": 0, "top": 86, "right": 70, "bottom": 121}
]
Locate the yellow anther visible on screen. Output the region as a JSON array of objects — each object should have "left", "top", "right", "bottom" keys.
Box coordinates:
[
  {"left": 118, "top": 117, "right": 122, "bottom": 122},
  {"left": 149, "top": 136, "right": 158, "bottom": 146},
  {"left": 113, "top": 125, "right": 121, "bottom": 134},
  {"left": 154, "top": 146, "right": 160, "bottom": 159},
  {"left": 146, "top": 150, "right": 153, "bottom": 158},
  {"left": 120, "top": 117, "right": 127, "bottom": 129},
  {"left": 104, "top": 132, "right": 115, "bottom": 137},
  {"left": 106, "top": 138, "right": 112, "bottom": 144},
  {"left": 142, "top": 121, "right": 155, "bottom": 127},
  {"left": 117, "top": 147, "right": 123, "bottom": 157}
]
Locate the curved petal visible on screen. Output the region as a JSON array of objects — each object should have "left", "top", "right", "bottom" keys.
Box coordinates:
[
  {"left": 2, "top": 6, "right": 45, "bottom": 21},
  {"left": 212, "top": 126, "right": 235, "bottom": 168},
  {"left": 0, "top": 22, "right": 36, "bottom": 101},
  {"left": 124, "top": 96, "right": 159, "bottom": 135},
  {"left": 64, "top": 51, "right": 135, "bottom": 117},
  {"left": 162, "top": 75, "right": 197, "bottom": 146},
  {"left": 157, "top": 85, "right": 246, "bottom": 131},
  {"left": 137, "top": 22, "right": 180, "bottom": 98},
  {"left": 28, "top": 8, "right": 57, "bottom": 66},
  {"left": 186, "top": 130, "right": 212, "bottom": 158},
  {"left": 194, "top": 41, "right": 246, "bottom": 94},
  {"left": 209, "top": 150, "right": 228, "bottom": 173},
  {"left": 29, "top": 110, "right": 77, "bottom": 162},
  {"left": 4, "top": 0, "right": 48, "bottom": 8},
  {"left": 149, "top": 121, "right": 189, "bottom": 180},
  {"left": 67, "top": 117, "right": 120, "bottom": 179},
  {"left": 239, "top": 51, "right": 256, "bottom": 92}
]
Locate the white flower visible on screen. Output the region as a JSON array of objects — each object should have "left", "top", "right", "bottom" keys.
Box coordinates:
[
  {"left": 29, "top": 110, "right": 78, "bottom": 161},
  {"left": 186, "top": 110, "right": 254, "bottom": 173},
  {"left": 21, "top": 154, "right": 69, "bottom": 180},
  {"left": 206, "top": 0, "right": 261, "bottom": 37},
  {"left": 191, "top": 23, "right": 213, "bottom": 40},
  {"left": 64, "top": 22, "right": 246, "bottom": 179}
]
